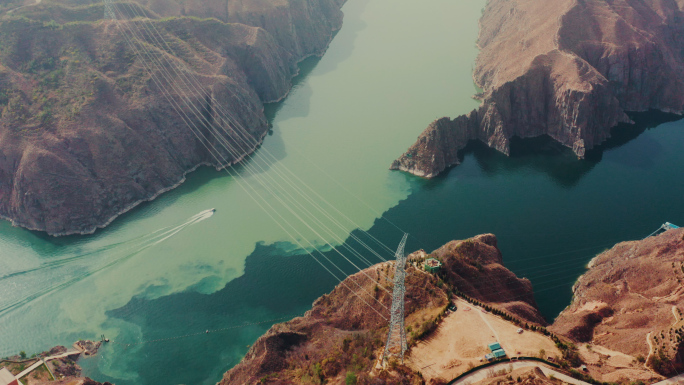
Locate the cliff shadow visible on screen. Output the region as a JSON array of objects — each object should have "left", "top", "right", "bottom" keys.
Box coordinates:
[
  {"left": 251, "top": 56, "right": 323, "bottom": 172},
  {"left": 437, "top": 110, "right": 683, "bottom": 188},
  {"left": 261, "top": 0, "right": 371, "bottom": 123},
  {"left": 445, "top": 137, "right": 596, "bottom": 188},
  {"left": 584, "top": 110, "right": 682, "bottom": 169},
  {"left": 263, "top": 55, "right": 322, "bottom": 124},
  {"left": 307, "top": 0, "right": 370, "bottom": 77}
]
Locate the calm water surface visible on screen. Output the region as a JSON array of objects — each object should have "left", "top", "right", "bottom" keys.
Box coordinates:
[{"left": 1, "top": 0, "right": 684, "bottom": 384}]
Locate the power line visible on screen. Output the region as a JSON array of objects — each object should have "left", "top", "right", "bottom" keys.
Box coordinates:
[
  {"left": 108, "top": 316, "right": 296, "bottom": 347},
  {"left": 382, "top": 233, "right": 408, "bottom": 365},
  {"left": 116, "top": 1, "right": 403, "bottom": 259},
  {"left": 95, "top": 5, "right": 635, "bottom": 380},
  {"left": 103, "top": 7, "right": 393, "bottom": 320},
  {"left": 114, "top": 2, "right": 398, "bottom": 284}
]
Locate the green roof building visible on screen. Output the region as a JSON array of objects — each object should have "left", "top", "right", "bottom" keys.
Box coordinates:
[
  {"left": 424, "top": 258, "right": 442, "bottom": 273},
  {"left": 488, "top": 342, "right": 501, "bottom": 351}
]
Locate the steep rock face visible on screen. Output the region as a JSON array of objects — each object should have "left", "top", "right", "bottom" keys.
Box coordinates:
[
  {"left": 551, "top": 228, "right": 684, "bottom": 376},
  {"left": 133, "top": 0, "right": 346, "bottom": 100},
  {"left": 220, "top": 262, "right": 443, "bottom": 384},
  {"left": 0, "top": 0, "right": 345, "bottom": 235},
  {"left": 222, "top": 234, "right": 544, "bottom": 384},
  {"left": 392, "top": 0, "right": 684, "bottom": 178},
  {"left": 426, "top": 233, "right": 545, "bottom": 324}
]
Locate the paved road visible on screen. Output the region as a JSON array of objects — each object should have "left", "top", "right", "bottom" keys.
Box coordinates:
[
  {"left": 15, "top": 359, "right": 44, "bottom": 379},
  {"left": 653, "top": 373, "right": 684, "bottom": 385},
  {"left": 7, "top": 0, "right": 42, "bottom": 14},
  {"left": 15, "top": 350, "right": 80, "bottom": 380},
  {"left": 44, "top": 350, "right": 80, "bottom": 362},
  {"left": 451, "top": 361, "right": 591, "bottom": 385}
]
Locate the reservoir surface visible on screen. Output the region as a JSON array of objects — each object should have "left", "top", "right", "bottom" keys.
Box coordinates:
[{"left": 1, "top": 0, "right": 684, "bottom": 384}]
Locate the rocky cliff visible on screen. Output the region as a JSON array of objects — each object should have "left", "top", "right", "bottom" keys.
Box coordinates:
[
  {"left": 0, "top": 0, "right": 345, "bottom": 235},
  {"left": 423, "top": 234, "right": 546, "bottom": 325},
  {"left": 222, "top": 234, "right": 544, "bottom": 384},
  {"left": 551, "top": 228, "right": 684, "bottom": 378},
  {"left": 392, "top": 0, "right": 684, "bottom": 178}
]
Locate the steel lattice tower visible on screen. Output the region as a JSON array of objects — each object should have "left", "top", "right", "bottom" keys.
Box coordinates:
[
  {"left": 382, "top": 233, "right": 409, "bottom": 365},
  {"left": 103, "top": 0, "right": 116, "bottom": 20}
]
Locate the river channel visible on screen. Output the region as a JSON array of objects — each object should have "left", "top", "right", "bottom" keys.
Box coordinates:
[{"left": 1, "top": 0, "right": 683, "bottom": 384}]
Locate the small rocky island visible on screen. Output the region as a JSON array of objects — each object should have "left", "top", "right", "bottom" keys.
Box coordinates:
[
  {"left": 224, "top": 229, "right": 684, "bottom": 384},
  {"left": 0, "top": 0, "right": 345, "bottom": 235},
  {"left": 392, "top": 0, "right": 684, "bottom": 178}
]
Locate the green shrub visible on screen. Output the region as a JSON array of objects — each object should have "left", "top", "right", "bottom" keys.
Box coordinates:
[{"left": 345, "top": 372, "right": 357, "bottom": 385}]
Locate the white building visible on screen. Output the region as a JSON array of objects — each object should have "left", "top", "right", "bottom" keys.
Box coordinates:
[{"left": 0, "top": 368, "right": 18, "bottom": 385}]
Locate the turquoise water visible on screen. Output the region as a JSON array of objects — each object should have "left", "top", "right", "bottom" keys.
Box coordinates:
[{"left": 2, "top": 0, "right": 684, "bottom": 384}]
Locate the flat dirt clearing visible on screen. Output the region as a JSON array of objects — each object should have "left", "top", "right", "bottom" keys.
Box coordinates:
[
  {"left": 407, "top": 298, "right": 560, "bottom": 382},
  {"left": 577, "top": 344, "right": 658, "bottom": 382}
]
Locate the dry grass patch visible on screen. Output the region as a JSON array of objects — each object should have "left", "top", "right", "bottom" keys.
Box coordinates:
[{"left": 406, "top": 298, "right": 560, "bottom": 383}]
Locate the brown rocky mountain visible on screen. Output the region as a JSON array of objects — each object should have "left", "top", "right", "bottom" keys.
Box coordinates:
[
  {"left": 221, "top": 234, "right": 545, "bottom": 384},
  {"left": 551, "top": 228, "right": 684, "bottom": 377},
  {"left": 391, "top": 0, "right": 684, "bottom": 178},
  {"left": 423, "top": 234, "right": 545, "bottom": 325},
  {"left": 0, "top": 0, "right": 344, "bottom": 235}
]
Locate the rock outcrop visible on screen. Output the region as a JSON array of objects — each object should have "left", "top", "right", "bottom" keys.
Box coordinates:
[
  {"left": 422, "top": 233, "right": 545, "bottom": 325},
  {"left": 551, "top": 228, "right": 684, "bottom": 377},
  {"left": 392, "top": 0, "right": 684, "bottom": 178},
  {"left": 220, "top": 262, "right": 439, "bottom": 384},
  {"left": 222, "top": 234, "right": 544, "bottom": 384},
  {"left": 0, "top": 0, "right": 345, "bottom": 235}
]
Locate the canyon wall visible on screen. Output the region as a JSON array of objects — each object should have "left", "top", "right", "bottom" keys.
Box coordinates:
[
  {"left": 0, "top": 0, "right": 345, "bottom": 235},
  {"left": 392, "top": 0, "right": 684, "bottom": 178}
]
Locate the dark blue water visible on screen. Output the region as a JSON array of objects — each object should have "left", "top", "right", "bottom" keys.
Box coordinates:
[{"left": 86, "top": 111, "right": 684, "bottom": 385}]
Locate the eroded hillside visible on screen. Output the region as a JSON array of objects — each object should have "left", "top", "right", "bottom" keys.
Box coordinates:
[
  {"left": 392, "top": 0, "right": 684, "bottom": 178},
  {"left": 551, "top": 228, "right": 684, "bottom": 380},
  {"left": 222, "top": 234, "right": 547, "bottom": 384},
  {"left": 0, "top": 0, "right": 344, "bottom": 235}
]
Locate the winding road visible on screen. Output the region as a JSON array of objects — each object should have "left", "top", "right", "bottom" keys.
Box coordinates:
[
  {"left": 6, "top": 0, "right": 42, "bottom": 14},
  {"left": 451, "top": 360, "right": 591, "bottom": 385}
]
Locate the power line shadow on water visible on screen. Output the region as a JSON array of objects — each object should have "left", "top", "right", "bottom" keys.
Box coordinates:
[{"left": 0, "top": 210, "right": 215, "bottom": 318}]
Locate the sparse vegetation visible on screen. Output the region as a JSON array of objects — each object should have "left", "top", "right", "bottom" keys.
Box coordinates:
[{"left": 345, "top": 371, "right": 357, "bottom": 385}]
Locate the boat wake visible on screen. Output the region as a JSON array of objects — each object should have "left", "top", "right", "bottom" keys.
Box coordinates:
[{"left": 0, "top": 210, "right": 215, "bottom": 317}]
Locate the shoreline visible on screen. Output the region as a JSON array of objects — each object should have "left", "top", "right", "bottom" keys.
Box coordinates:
[
  {"left": 2, "top": 3, "right": 347, "bottom": 237},
  {"left": 392, "top": 0, "right": 684, "bottom": 179}
]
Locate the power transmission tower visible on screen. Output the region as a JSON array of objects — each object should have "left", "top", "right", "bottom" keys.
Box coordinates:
[
  {"left": 103, "top": 0, "right": 116, "bottom": 20},
  {"left": 382, "top": 233, "right": 409, "bottom": 365}
]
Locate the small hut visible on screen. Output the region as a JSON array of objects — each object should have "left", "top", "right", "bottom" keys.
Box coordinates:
[{"left": 424, "top": 258, "right": 442, "bottom": 273}]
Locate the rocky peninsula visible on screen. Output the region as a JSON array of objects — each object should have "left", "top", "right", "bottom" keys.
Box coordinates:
[
  {"left": 0, "top": 0, "right": 345, "bottom": 235},
  {"left": 392, "top": 0, "right": 684, "bottom": 178},
  {"left": 551, "top": 227, "right": 684, "bottom": 380},
  {"left": 222, "top": 234, "right": 548, "bottom": 384},
  {"left": 224, "top": 229, "right": 684, "bottom": 384}
]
